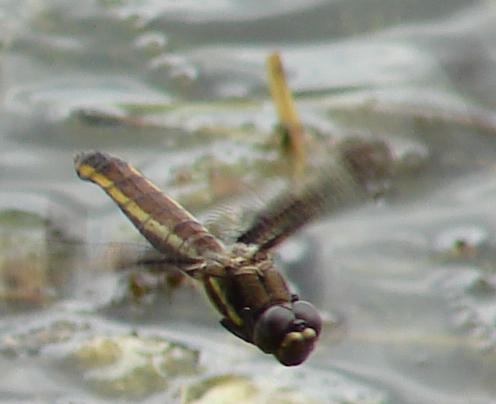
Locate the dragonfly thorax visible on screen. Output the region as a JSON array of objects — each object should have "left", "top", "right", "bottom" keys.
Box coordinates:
[{"left": 204, "top": 242, "right": 322, "bottom": 366}]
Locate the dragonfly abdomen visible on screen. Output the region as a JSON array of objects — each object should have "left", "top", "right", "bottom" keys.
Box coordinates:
[{"left": 74, "top": 152, "right": 223, "bottom": 261}]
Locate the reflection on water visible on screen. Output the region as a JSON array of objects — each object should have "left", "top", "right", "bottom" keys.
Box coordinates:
[{"left": 1, "top": 0, "right": 496, "bottom": 402}]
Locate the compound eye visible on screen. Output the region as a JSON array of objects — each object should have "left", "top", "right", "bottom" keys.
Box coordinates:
[
  {"left": 293, "top": 300, "right": 322, "bottom": 336},
  {"left": 253, "top": 305, "right": 294, "bottom": 354}
]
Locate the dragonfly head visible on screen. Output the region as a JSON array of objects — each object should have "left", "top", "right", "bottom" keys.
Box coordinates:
[{"left": 253, "top": 300, "right": 321, "bottom": 366}]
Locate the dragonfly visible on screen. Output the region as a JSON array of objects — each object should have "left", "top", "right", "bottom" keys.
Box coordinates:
[{"left": 74, "top": 142, "right": 391, "bottom": 366}]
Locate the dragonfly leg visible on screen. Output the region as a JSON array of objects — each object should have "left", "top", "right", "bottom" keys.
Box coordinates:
[
  {"left": 220, "top": 317, "right": 251, "bottom": 343},
  {"left": 179, "top": 261, "right": 226, "bottom": 279}
]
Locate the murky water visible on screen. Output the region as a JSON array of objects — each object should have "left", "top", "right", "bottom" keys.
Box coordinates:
[{"left": 1, "top": 1, "right": 496, "bottom": 403}]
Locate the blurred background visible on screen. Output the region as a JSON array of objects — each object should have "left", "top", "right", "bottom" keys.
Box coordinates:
[{"left": 0, "top": 1, "right": 496, "bottom": 403}]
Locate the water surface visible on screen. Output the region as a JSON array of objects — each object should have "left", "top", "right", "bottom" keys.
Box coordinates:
[{"left": 1, "top": 1, "right": 496, "bottom": 403}]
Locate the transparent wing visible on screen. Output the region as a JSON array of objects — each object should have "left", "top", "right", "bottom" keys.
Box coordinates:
[{"left": 236, "top": 139, "right": 393, "bottom": 251}]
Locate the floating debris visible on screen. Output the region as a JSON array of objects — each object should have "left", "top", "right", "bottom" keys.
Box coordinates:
[
  {"left": 266, "top": 52, "right": 306, "bottom": 178},
  {"left": 73, "top": 108, "right": 159, "bottom": 128},
  {"left": 180, "top": 367, "right": 387, "bottom": 404},
  {"left": 433, "top": 225, "right": 496, "bottom": 351},
  {"left": 432, "top": 225, "right": 491, "bottom": 263},
  {"left": 181, "top": 374, "right": 321, "bottom": 404},
  {"left": 0, "top": 209, "right": 51, "bottom": 308},
  {"left": 0, "top": 319, "right": 84, "bottom": 358},
  {"left": 67, "top": 334, "right": 200, "bottom": 399}
]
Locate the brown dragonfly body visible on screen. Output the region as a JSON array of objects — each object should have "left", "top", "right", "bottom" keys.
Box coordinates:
[{"left": 74, "top": 145, "right": 389, "bottom": 365}]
